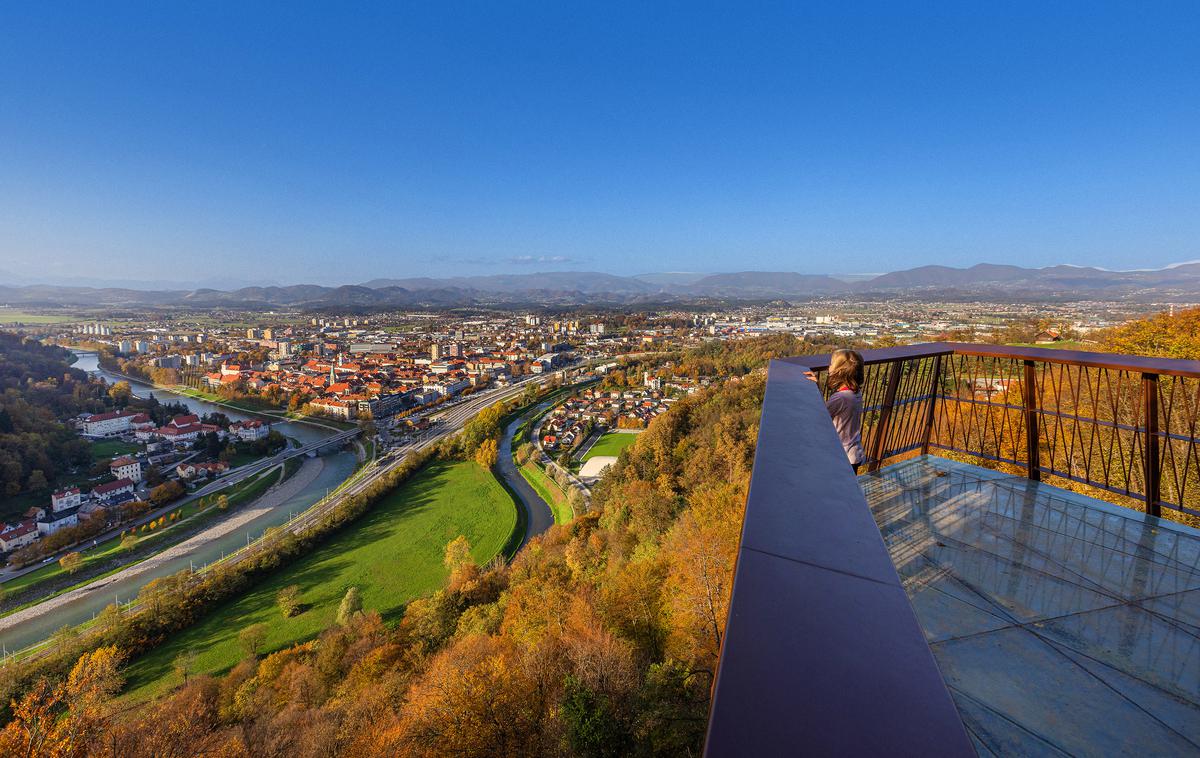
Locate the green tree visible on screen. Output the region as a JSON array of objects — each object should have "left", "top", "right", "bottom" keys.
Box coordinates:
[
  {"left": 561, "top": 675, "right": 633, "bottom": 758},
  {"left": 277, "top": 584, "right": 302, "bottom": 617},
  {"left": 172, "top": 648, "right": 197, "bottom": 685},
  {"left": 238, "top": 622, "right": 268, "bottom": 657},
  {"left": 26, "top": 470, "right": 48, "bottom": 492},
  {"left": 336, "top": 586, "right": 363, "bottom": 625}
]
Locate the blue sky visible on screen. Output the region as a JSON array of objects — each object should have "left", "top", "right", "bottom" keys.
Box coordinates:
[{"left": 1, "top": 2, "right": 1198, "bottom": 286}]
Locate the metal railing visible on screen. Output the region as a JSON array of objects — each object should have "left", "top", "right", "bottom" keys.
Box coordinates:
[
  {"left": 785, "top": 342, "right": 1200, "bottom": 520},
  {"left": 706, "top": 342, "right": 1200, "bottom": 755},
  {"left": 704, "top": 359, "right": 973, "bottom": 756}
]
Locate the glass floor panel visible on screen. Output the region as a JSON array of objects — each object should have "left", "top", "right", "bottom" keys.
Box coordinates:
[{"left": 862, "top": 456, "right": 1200, "bottom": 755}]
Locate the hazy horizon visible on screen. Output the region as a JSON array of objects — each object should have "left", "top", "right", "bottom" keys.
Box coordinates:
[
  {"left": 2, "top": 4, "right": 1198, "bottom": 284},
  {"left": 7, "top": 258, "right": 1200, "bottom": 292}
]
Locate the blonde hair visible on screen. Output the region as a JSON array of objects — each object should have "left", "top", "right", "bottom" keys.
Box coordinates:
[{"left": 827, "top": 349, "right": 864, "bottom": 393}]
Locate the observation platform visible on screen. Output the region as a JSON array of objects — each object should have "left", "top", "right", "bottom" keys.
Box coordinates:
[
  {"left": 705, "top": 344, "right": 1200, "bottom": 756},
  {"left": 865, "top": 456, "right": 1200, "bottom": 755}
]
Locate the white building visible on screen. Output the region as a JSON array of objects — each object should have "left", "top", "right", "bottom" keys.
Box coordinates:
[
  {"left": 230, "top": 420, "right": 270, "bottom": 441},
  {"left": 37, "top": 507, "right": 79, "bottom": 535},
  {"left": 109, "top": 456, "right": 143, "bottom": 483},
  {"left": 92, "top": 478, "right": 135, "bottom": 503},
  {"left": 0, "top": 522, "right": 39, "bottom": 552},
  {"left": 51, "top": 487, "right": 82, "bottom": 512},
  {"left": 82, "top": 410, "right": 140, "bottom": 437},
  {"left": 422, "top": 378, "right": 471, "bottom": 397}
]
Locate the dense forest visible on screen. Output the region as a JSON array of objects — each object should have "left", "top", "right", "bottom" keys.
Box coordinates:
[{"left": 0, "top": 334, "right": 106, "bottom": 499}]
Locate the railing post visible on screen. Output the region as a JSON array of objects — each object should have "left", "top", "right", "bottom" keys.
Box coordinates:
[
  {"left": 869, "top": 360, "right": 903, "bottom": 473},
  {"left": 1022, "top": 360, "right": 1040, "bottom": 481},
  {"left": 1142, "top": 373, "right": 1161, "bottom": 517},
  {"left": 920, "top": 354, "right": 942, "bottom": 456}
]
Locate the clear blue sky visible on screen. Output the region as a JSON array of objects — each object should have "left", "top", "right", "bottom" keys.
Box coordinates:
[{"left": 1, "top": 2, "right": 1197, "bottom": 286}]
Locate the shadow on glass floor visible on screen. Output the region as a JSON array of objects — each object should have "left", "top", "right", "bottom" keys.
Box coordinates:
[{"left": 862, "top": 456, "right": 1200, "bottom": 756}]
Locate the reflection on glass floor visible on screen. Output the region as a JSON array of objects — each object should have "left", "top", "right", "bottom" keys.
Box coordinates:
[{"left": 862, "top": 456, "right": 1200, "bottom": 756}]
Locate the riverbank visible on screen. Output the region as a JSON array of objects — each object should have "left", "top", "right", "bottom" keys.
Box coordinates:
[{"left": 68, "top": 350, "right": 351, "bottom": 435}]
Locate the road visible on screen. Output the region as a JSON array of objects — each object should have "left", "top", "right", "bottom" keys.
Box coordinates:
[
  {"left": 0, "top": 428, "right": 360, "bottom": 586},
  {"left": 0, "top": 376, "right": 549, "bottom": 660}
]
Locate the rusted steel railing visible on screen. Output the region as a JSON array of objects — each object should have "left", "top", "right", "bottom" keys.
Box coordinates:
[{"left": 785, "top": 342, "right": 1200, "bottom": 519}]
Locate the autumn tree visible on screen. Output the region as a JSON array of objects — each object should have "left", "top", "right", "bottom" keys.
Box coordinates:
[
  {"left": 277, "top": 584, "right": 302, "bottom": 617},
  {"left": 0, "top": 680, "right": 68, "bottom": 757},
  {"left": 173, "top": 649, "right": 197, "bottom": 685},
  {"left": 238, "top": 622, "right": 268, "bottom": 658},
  {"left": 515, "top": 442, "right": 536, "bottom": 466},
  {"left": 474, "top": 438, "right": 499, "bottom": 468},
  {"left": 59, "top": 551, "right": 83, "bottom": 575},
  {"left": 107, "top": 380, "right": 133, "bottom": 406}
]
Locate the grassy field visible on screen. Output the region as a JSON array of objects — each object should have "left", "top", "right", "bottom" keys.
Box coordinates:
[
  {"left": 121, "top": 459, "right": 517, "bottom": 702},
  {"left": 581, "top": 431, "right": 640, "bottom": 462},
  {"left": 0, "top": 309, "right": 76, "bottom": 324},
  {"left": 519, "top": 461, "right": 574, "bottom": 525},
  {"left": 90, "top": 439, "right": 139, "bottom": 462}
]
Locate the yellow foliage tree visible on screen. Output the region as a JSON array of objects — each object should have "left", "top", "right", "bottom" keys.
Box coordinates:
[{"left": 474, "top": 438, "right": 499, "bottom": 468}]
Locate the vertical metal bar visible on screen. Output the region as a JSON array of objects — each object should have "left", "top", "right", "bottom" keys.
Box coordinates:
[
  {"left": 869, "top": 360, "right": 903, "bottom": 472},
  {"left": 1023, "top": 360, "right": 1041, "bottom": 481},
  {"left": 921, "top": 355, "right": 943, "bottom": 456},
  {"left": 1143, "top": 373, "right": 1161, "bottom": 517}
]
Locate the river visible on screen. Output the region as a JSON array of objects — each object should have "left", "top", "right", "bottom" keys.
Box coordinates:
[
  {"left": 70, "top": 351, "right": 331, "bottom": 446},
  {"left": 0, "top": 353, "right": 357, "bottom": 653}
]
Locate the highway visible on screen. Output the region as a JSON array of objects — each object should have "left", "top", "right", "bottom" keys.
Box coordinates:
[{"left": 190, "top": 426, "right": 359, "bottom": 497}]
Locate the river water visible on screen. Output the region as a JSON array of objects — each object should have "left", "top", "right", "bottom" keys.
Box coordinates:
[
  {"left": 70, "top": 351, "right": 330, "bottom": 445},
  {"left": 0, "top": 353, "right": 357, "bottom": 653}
]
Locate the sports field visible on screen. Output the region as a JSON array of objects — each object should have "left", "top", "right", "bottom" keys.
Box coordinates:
[
  {"left": 120, "top": 459, "right": 517, "bottom": 701},
  {"left": 580, "top": 431, "right": 640, "bottom": 462}
]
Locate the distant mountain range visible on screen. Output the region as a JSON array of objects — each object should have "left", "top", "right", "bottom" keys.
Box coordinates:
[{"left": 4, "top": 262, "right": 1200, "bottom": 310}]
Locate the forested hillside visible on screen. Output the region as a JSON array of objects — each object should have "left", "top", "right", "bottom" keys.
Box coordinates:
[
  {"left": 0, "top": 337, "right": 790, "bottom": 757},
  {"left": 1099, "top": 306, "right": 1200, "bottom": 359},
  {"left": 0, "top": 334, "right": 105, "bottom": 498}
]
